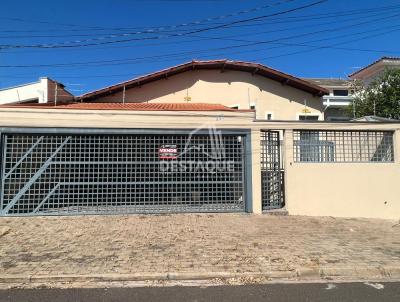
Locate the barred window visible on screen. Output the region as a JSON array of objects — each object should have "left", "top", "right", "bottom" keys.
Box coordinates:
[{"left": 293, "top": 130, "right": 394, "bottom": 163}]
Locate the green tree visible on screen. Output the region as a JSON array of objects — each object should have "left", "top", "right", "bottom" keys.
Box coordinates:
[{"left": 349, "top": 68, "right": 400, "bottom": 119}]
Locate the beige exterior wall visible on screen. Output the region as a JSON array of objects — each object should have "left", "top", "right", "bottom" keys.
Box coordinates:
[
  {"left": 0, "top": 108, "right": 399, "bottom": 219},
  {"left": 92, "top": 70, "right": 324, "bottom": 120},
  {"left": 283, "top": 129, "right": 400, "bottom": 219},
  {"left": 286, "top": 162, "right": 400, "bottom": 219}
]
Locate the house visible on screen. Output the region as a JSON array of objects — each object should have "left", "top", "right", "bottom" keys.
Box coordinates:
[
  {"left": 304, "top": 57, "right": 400, "bottom": 121},
  {"left": 79, "top": 60, "right": 328, "bottom": 121},
  {"left": 0, "top": 77, "right": 74, "bottom": 105},
  {"left": 349, "top": 56, "right": 400, "bottom": 85},
  {"left": 304, "top": 78, "right": 353, "bottom": 121},
  {"left": 0, "top": 59, "right": 399, "bottom": 220}
]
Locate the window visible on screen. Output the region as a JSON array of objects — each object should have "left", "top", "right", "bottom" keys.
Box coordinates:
[
  {"left": 265, "top": 112, "right": 274, "bottom": 120},
  {"left": 250, "top": 105, "right": 256, "bottom": 110},
  {"left": 230, "top": 105, "right": 239, "bottom": 110},
  {"left": 298, "top": 115, "right": 319, "bottom": 121},
  {"left": 333, "top": 89, "right": 349, "bottom": 96},
  {"left": 293, "top": 130, "right": 394, "bottom": 163}
]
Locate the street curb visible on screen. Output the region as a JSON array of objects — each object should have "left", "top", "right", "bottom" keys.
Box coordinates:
[{"left": 1, "top": 267, "right": 400, "bottom": 285}]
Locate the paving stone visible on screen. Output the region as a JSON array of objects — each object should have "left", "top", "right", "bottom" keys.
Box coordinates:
[{"left": 0, "top": 214, "right": 399, "bottom": 280}]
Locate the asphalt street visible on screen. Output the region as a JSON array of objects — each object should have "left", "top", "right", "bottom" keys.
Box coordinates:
[{"left": 0, "top": 282, "right": 399, "bottom": 302}]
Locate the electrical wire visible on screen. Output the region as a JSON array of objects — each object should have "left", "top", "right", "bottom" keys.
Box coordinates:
[
  {"left": 2, "top": 11, "right": 398, "bottom": 69},
  {"left": 3, "top": 6, "right": 400, "bottom": 40},
  {"left": 0, "top": 0, "right": 327, "bottom": 49},
  {"left": 255, "top": 27, "right": 400, "bottom": 60},
  {"left": 0, "top": 0, "right": 298, "bottom": 33},
  {"left": 3, "top": 4, "right": 399, "bottom": 56},
  {"left": 0, "top": 0, "right": 299, "bottom": 42},
  {"left": 3, "top": 3, "right": 400, "bottom": 35}
]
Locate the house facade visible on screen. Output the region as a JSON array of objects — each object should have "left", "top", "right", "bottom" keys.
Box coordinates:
[
  {"left": 79, "top": 60, "right": 328, "bottom": 121},
  {"left": 0, "top": 59, "right": 399, "bottom": 220}
]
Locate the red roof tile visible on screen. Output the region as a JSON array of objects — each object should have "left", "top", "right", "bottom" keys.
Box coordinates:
[{"left": 0, "top": 102, "right": 253, "bottom": 112}]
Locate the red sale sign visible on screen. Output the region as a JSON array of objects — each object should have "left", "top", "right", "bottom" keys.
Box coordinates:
[{"left": 159, "top": 144, "right": 178, "bottom": 159}]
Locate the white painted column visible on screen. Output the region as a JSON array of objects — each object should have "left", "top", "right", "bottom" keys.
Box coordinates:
[
  {"left": 249, "top": 129, "right": 262, "bottom": 214},
  {"left": 283, "top": 129, "right": 294, "bottom": 213},
  {"left": 394, "top": 129, "right": 400, "bottom": 164}
]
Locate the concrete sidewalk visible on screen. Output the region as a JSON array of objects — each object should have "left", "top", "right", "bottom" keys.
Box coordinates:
[{"left": 0, "top": 214, "right": 399, "bottom": 287}]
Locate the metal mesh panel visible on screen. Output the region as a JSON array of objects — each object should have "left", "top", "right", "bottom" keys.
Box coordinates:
[
  {"left": 293, "top": 130, "right": 394, "bottom": 163},
  {"left": 0, "top": 133, "right": 245, "bottom": 215},
  {"left": 260, "top": 131, "right": 284, "bottom": 210}
]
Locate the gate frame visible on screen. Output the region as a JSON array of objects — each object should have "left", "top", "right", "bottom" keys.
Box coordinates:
[
  {"left": 260, "top": 129, "right": 286, "bottom": 211},
  {"left": 0, "top": 127, "right": 252, "bottom": 215}
]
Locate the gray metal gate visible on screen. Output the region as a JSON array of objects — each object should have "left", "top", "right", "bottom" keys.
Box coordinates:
[
  {"left": 260, "top": 130, "right": 284, "bottom": 210},
  {"left": 0, "top": 130, "right": 246, "bottom": 216}
]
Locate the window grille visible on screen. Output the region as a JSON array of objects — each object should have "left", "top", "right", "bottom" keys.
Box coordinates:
[{"left": 293, "top": 130, "right": 394, "bottom": 163}]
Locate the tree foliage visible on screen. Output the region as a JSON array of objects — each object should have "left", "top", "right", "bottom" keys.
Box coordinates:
[{"left": 348, "top": 68, "right": 400, "bottom": 119}]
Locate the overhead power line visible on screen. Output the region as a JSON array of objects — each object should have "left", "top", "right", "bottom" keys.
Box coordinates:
[
  {"left": 187, "top": 11, "right": 400, "bottom": 47},
  {"left": 2, "top": 24, "right": 400, "bottom": 82},
  {"left": 0, "top": 0, "right": 327, "bottom": 49},
  {"left": 1, "top": 9, "right": 397, "bottom": 69},
  {"left": 2, "top": 5, "right": 400, "bottom": 39},
  {"left": 226, "top": 4, "right": 400, "bottom": 27},
  {"left": 1, "top": 0, "right": 298, "bottom": 31},
  {"left": 2, "top": 4, "right": 399, "bottom": 55},
  {"left": 0, "top": 0, "right": 298, "bottom": 38},
  {"left": 255, "top": 27, "right": 400, "bottom": 61},
  {"left": 3, "top": 3, "right": 400, "bottom": 35}
]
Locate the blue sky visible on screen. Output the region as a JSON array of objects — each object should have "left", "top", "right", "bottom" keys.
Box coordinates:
[{"left": 1, "top": 0, "right": 400, "bottom": 94}]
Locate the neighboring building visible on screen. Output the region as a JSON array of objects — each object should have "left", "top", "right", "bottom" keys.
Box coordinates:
[
  {"left": 305, "top": 57, "right": 400, "bottom": 121},
  {"left": 349, "top": 56, "right": 400, "bottom": 85},
  {"left": 79, "top": 60, "right": 328, "bottom": 121},
  {"left": 0, "top": 77, "right": 74, "bottom": 104},
  {"left": 304, "top": 78, "right": 353, "bottom": 121}
]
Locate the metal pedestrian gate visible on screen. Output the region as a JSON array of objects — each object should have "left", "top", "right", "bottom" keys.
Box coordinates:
[
  {"left": 260, "top": 130, "right": 285, "bottom": 210},
  {"left": 0, "top": 130, "right": 246, "bottom": 216}
]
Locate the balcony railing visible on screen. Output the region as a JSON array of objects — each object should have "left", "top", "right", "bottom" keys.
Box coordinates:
[{"left": 322, "top": 95, "right": 353, "bottom": 107}]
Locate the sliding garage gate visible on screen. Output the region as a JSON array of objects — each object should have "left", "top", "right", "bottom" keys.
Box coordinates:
[{"left": 0, "top": 129, "right": 246, "bottom": 216}]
